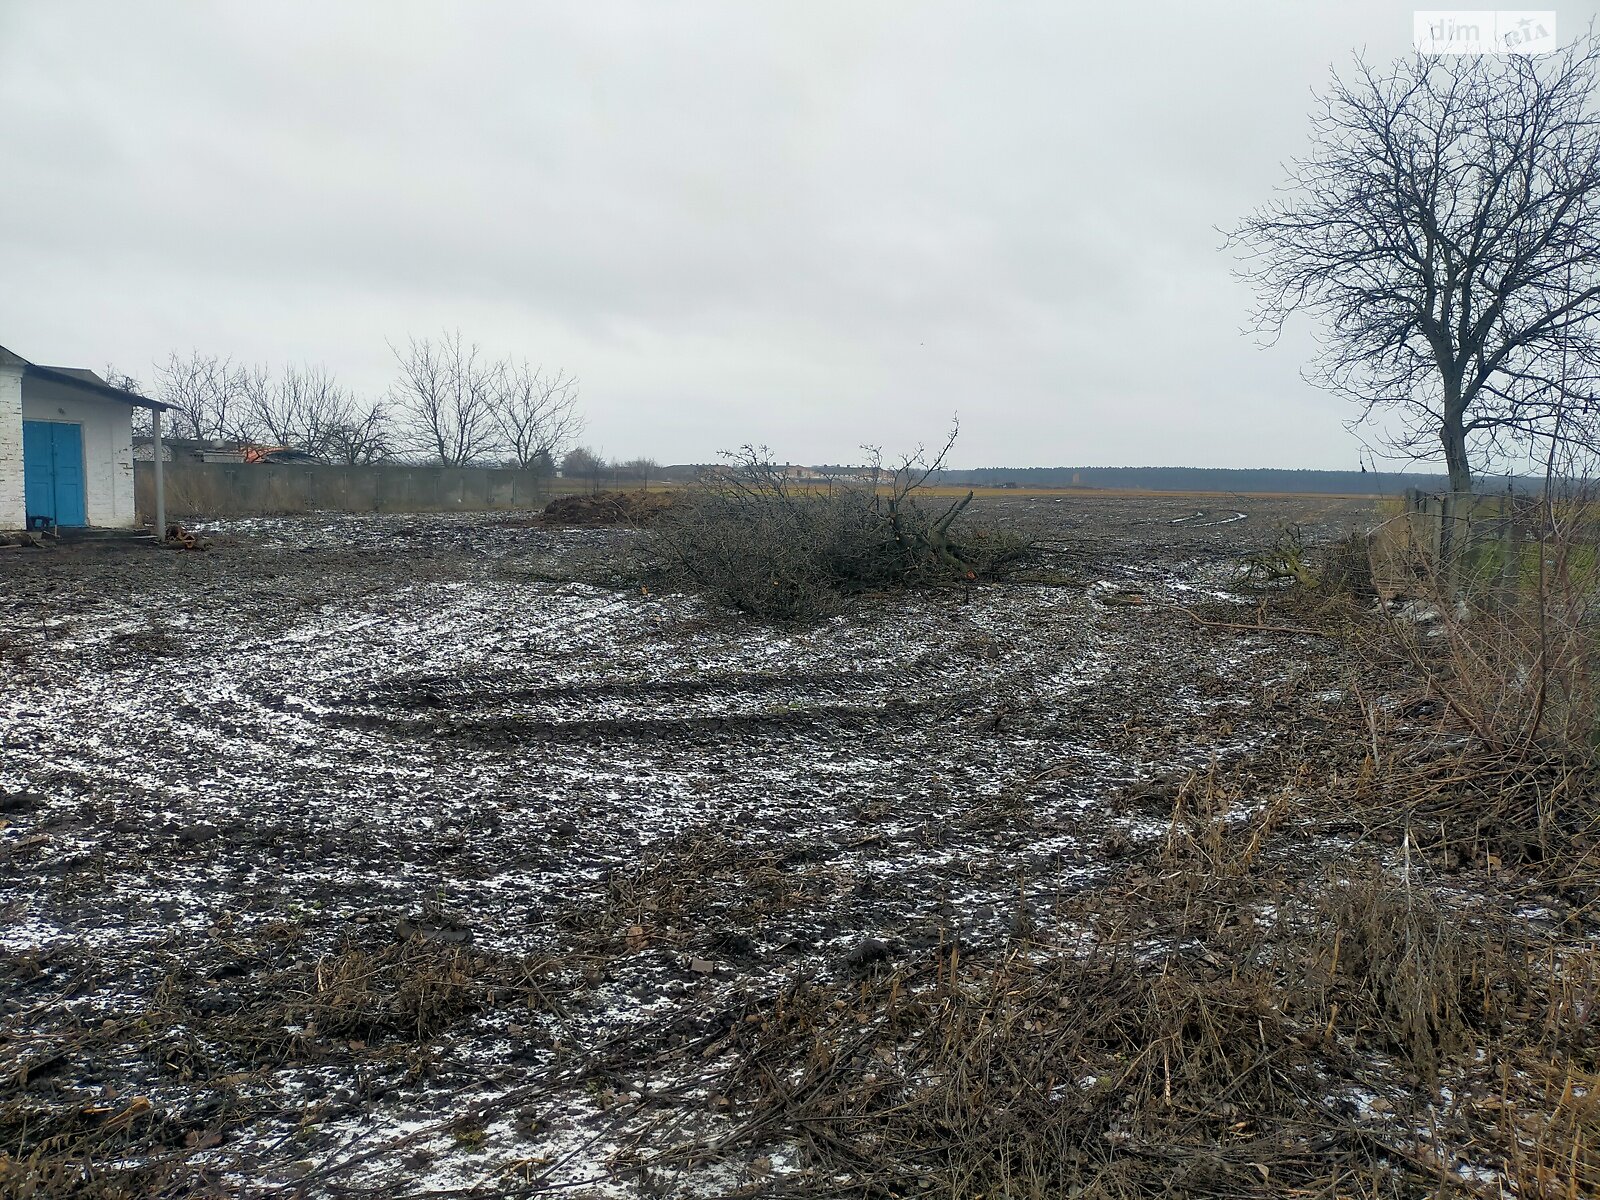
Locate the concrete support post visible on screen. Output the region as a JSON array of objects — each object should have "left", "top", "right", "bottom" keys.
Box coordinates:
[{"left": 151, "top": 406, "right": 166, "bottom": 537}]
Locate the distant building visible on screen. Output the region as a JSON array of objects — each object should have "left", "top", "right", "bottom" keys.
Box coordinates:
[
  {"left": 1, "top": 344, "right": 169, "bottom": 530},
  {"left": 134, "top": 436, "right": 245, "bottom": 464},
  {"left": 133, "top": 437, "right": 320, "bottom": 465}
]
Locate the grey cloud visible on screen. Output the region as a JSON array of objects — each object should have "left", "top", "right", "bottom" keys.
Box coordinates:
[{"left": 6, "top": 0, "right": 1586, "bottom": 467}]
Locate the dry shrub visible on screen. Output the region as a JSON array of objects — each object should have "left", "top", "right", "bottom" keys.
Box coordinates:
[
  {"left": 1244, "top": 526, "right": 1374, "bottom": 599},
  {"left": 1363, "top": 485, "right": 1600, "bottom": 893},
  {"left": 1375, "top": 487, "right": 1600, "bottom": 756},
  {"left": 1382, "top": 754, "right": 1600, "bottom": 891},
  {"left": 1293, "top": 865, "right": 1527, "bottom": 1079},
  {"left": 156, "top": 921, "right": 564, "bottom": 1069},
  {"left": 1319, "top": 531, "right": 1377, "bottom": 597},
  {"left": 0, "top": 1101, "right": 204, "bottom": 1200},
  {"left": 1160, "top": 764, "right": 1295, "bottom": 881},
  {"left": 1501, "top": 1059, "right": 1600, "bottom": 1198},
  {"left": 1158, "top": 774, "right": 1528, "bottom": 1077},
  {"left": 278, "top": 938, "right": 481, "bottom": 1043},
  {"left": 704, "top": 942, "right": 1399, "bottom": 1197},
  {"left": 652, "top": 433, "right": 1034, "bottom": 621}
]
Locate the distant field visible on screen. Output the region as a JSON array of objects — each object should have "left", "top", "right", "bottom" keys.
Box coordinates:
[
  {"left": 653, "top": 481, "right": 1386, "bottom": 501},
  {"left": 911, "top": 484, "right": 1385, "bottom": 500}
]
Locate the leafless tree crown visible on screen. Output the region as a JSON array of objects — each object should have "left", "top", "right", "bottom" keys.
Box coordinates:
[
  {"left": 153, "top": 352, "right": 253, "bottom": 444},
  {"left": 147, "top": 352, "right": 394, "bottom": 464},
  {"left": 1233, "top": 38, "right": 1600, "bottom": 490},
  {"left": 493, "top": 360, "right": 583, "bottom": 470},
  {"left": 388, "top": 331, "right": 505, "bottom": 466},
  {"left": 135, "top": 333, "right": 588, "bottom": 469}
]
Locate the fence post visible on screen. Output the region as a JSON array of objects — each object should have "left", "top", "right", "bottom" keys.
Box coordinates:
[
  {"left": 1500, "top": 486, "right": 1520, "bottom": 611},
  {"left": 1439, "top": 490, "right": 1467, "bottom": 597}
]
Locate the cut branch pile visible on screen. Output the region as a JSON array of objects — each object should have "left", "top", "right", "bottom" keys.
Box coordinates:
[{"left": 651, "top": 427, "right": 1035, "bottom": 620}]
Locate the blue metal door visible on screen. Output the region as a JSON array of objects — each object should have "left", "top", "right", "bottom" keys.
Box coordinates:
[{"left": 22, "top": 421, "right": 87, "bottom": 527}]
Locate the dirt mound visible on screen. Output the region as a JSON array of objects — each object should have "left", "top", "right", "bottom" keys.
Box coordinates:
[{"left": 541, "top": 489, "right": 676, "bottom": 527}]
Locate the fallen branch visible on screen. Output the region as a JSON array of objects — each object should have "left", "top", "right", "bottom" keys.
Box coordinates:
[{"left": 1156, "top": 604, "right": 1336, "bottom": 639}]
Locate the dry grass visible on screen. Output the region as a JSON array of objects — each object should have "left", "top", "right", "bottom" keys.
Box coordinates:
[
  {"left": 665, "top": 871, "right": 1554, "bottom": 1198},
  {"left": 547, "top": 760, "right": 1590, "bottom": 1200},
  {"left": 0, "top": 918, "right": 568, "bottom": 1198}
]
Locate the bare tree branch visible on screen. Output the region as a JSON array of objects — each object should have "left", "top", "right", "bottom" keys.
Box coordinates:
[{"left": 151, "top": 351, "right": 253, "bottom": 444}]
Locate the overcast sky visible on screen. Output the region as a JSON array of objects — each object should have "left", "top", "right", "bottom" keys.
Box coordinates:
[{"left": 4, "top": 2, "right": 1597, "bottom": 469}]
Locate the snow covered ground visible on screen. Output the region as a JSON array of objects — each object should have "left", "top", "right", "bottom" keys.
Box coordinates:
[{"left": 16, "top": 498, "right": 1521, "bottom": 1197}]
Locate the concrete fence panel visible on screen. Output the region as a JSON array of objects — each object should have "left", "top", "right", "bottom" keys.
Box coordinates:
[{"left": 135, "top": 461, "right": 583, "bottom": 521}]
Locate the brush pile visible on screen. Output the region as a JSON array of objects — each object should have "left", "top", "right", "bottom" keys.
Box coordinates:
[
  {"left": 541, "top": 489, "right": 677, "bottom": 527},
  {"left": 651, "top": 435, "right": 1034, "bottom": 620}
]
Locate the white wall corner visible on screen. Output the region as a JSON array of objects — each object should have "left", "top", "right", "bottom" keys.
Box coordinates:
[{"left": 0, "top": 366, "right": 25, "bottom": 530}]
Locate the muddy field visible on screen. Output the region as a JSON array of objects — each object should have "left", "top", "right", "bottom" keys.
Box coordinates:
[{"left": 1, "top": 496, "right": 1593, "bottom": 1198}]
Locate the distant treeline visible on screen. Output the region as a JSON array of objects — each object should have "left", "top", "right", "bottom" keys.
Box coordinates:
[
  {"left": 926, "top": 466, "right": 1537, "bottom": 495},
  {"left": 661, "top": 463, "right": 1542, "bottom": 495}
]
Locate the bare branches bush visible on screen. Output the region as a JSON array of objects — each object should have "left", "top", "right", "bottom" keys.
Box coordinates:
[
  {"left": 1363, "top": 467, "right": 1600, "bottom": 889},
  {"left": 1244, "top": 526, "right": 1375, "bottom": 600},
  {"left": 652, "top": 428, "right": 1034, "bottom": 620},
  {"left": 1378, "top": 487, "right": 1600, "bottom": 759}
]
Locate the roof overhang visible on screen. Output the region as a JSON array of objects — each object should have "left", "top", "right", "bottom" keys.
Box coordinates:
[
  {"left": 0, "top": 343, "right": 171, "bottom": 410},
  {"left": 23, "top": 363, "right": 172, "bottom": 410}
]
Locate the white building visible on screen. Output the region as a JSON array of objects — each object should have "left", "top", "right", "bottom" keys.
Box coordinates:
[{"left": 1, "top": 344, "right": 169, "bottom": 531}]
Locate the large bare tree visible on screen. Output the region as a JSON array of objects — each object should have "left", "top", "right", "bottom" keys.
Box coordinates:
[
  {"left": 492, "top": 360, "right": 583, "bottom": 472},
  {"left": 388, "top": 331, "right": 505, "bottom": 465},
  {"left": 152, "top": 351, "right": 252, "bottom": 444},
  {"left": 1233, "top": 39, "right": 1600, "bottom": 491}
]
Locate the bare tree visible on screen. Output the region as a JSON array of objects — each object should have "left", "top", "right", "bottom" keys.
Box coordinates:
[
  {"left": 326, "top": 399, "right": 396, "bottom": 465},
  {"left": 618, "top": 456, "right": 658, "bottom": 486},
  {"left": 105, "top": 364, "right": 152, "bottom": 437},
  {"left": 1233, "top": 39, "right": 1600, "bottom": 492},
  {"left": 493, "top": 361, "right": 583, "bottom": 472},
  {"left": 247, "top": 363, "right": 359, "bottom": 459},
  {"left": 234, "top": 361, "right": 275, "bottom": 442},
  {"left": 561, "top": 445, "right": 606, "bottom": 492},
  {"left": 152, "top": 351, "right": 252, "bottom": 444},
  {"left": 388, "top": 331, "right": 505, "bottom": 465},
  {"left": 102, "top": 364, "right": 144, "bottom": 396}
]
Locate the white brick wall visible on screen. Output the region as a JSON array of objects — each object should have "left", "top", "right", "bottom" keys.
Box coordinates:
[{"left": 0, "top": 366, "right": 23, "bottom": 530}]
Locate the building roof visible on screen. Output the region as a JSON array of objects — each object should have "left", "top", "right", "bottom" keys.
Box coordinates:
[
  {"left": 0, "top": 343, "right": 170, "bottom": 410},
  {"left": 44, "top": 366, "right": 110, "bottom": 385}
]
